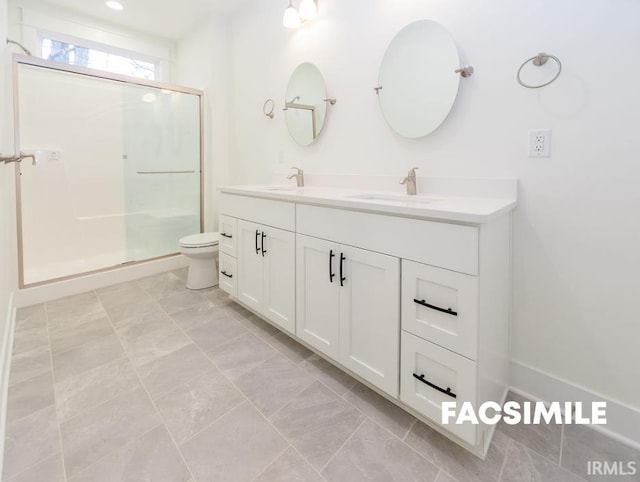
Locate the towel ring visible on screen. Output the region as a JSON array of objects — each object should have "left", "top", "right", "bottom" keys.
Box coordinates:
[
  {"left": 263, "top": 98, "right": 275, "bottom": 119},
  {"left": 517, "top": 53, "right": 562, "bottom": 89}
]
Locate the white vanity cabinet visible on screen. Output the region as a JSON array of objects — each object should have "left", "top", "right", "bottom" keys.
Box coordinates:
[
  {"left": 219, "top": 187, "right": 514, "bottom": 458},
  {"left": 297, "top": 234, "right": 400, "bottom": 396}
]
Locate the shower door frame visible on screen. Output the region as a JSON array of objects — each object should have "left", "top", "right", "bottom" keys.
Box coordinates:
[{"left": 12, "top": 54, "right": 205, "bottom": 288}]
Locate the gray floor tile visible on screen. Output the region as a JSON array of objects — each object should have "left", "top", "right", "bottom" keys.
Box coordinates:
[
  {"left": 6, "top": 372, "right": 55, "bottom": 423},
  {"left": 344, "top": 382, "right": 416, "bottom": 439},
  {"left": 498, "top": 392, "right": 562, "bottom": 462},
  {"left": 157, "top": 290, "right": 212, "bottom": 315},
  {"left": 238, "top": 314, "right": 282, "bottom": 339},
  {"left": 52, "top": 333, "right": 124, "bottom": 383},
  {"left": 11, "top": 324, "right": 49, "bottom": 355},
  {"left": 116, "top": 313, "right": 191, "bottom": 368},
  {"left": 265, "top": 331, "right": 314, "bottom": 364},
  {"left": 170, "top": 302, "right": 231, "bottom": 331},
  {"left": 102, "top": 291, "right": 158, "bottom": 323},
  {"left": 136, "top": 343, "right": 214, "bottom": 400},
  {"left": 186, "top": 314, "right": 247, "bottom": 353},
  {"left": 60, "top": 387, "right": 161, "bottom": 477},
  {"left": 323, "top": 419, "right": 439, "bottom": 482},
  {"left": 46, "top": 292, "right": 105, "bottom": 330},
  {"left": 16, "top": 303, "right": 46, "bottom": 322},
  {"left": 9, "top": 345, "right": 52, "bottom": 386},
  {"left": 207, "top": 332, "right": 278, "bottom": 380},
  {"left": 181, "top": 402, "right": 288, "bottom": 481},
  {"left": 255, "top": 446, "right": 323, "bottom": 482},
  {"left": 111, "top": 305, "right": 171, "bottom": 333},
  {"left": 271, "top": 381, "right": 366, "bottom": 470},
  {"left": 3, "top": 405, "right": 61, "bottom": 479},
  {"left": 235, "top": 354, "right": 315, "bottom": 417},
  {"left": 55, "top": 357, "right": 139, "bottom": 421},
  {"left": 301, "top": 354, "right": 357, "bottom": 396},
  {"left": 49, "top": 314, "right": 114, "bottom": 355},
  {"left": 561, "top": 424, "right": 640, "bottom": 481},
  {"left": 405, "top": 421, "right": 510, "bottom": 482},
  {"left": 500, "top": 439, "right": 586, "bottom": 482},
  {"left": 136, "top": 271, "right": 187, "bottom": 300},
  {"left": 155, "top": 369, "right": 244, "bottom": 444},
  {"left": 97, "top": 284, "right": 151, "bottom": 309},
  {"left": 7, "top": 454, "right": 65, "bottom": 482},
  {"left": 435, "top": 471, "right": 459, "bottom": 482},
  {"left": 68, "top": 426, "right": 191, "bottom": 482},
  {"left": 15, "top": 304, "right": 47, "bottom": 330}
]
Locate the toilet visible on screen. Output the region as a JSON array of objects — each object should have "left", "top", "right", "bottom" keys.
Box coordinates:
[{"left": 178, "top": 232, "right": 220, "bottom": 290}]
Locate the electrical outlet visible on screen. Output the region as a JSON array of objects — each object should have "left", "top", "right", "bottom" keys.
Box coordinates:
[{"left": 528, "top": 129, "right": 551, "bottom": 157}]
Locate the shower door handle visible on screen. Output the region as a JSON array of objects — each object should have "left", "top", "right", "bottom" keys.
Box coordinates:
[
  {"left": 261, "top": 232, "right": 267, "bottom": 256},
  {"left": 255, "top": 230, "right": 260, "bottom": 255}
]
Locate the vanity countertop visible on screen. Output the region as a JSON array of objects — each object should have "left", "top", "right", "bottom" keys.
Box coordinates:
[{"left": 218, "top": 185, "right": 516, "bottom": 224}]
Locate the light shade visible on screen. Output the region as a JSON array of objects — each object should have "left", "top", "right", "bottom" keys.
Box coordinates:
[
  {"left": 283, "top": 3, "right": 301, "bottom": 29},
  {"left": 299, "top": 0, "right": 317, "bottom": 20},
  {"left": 105, "top": 1, "right": 124, "bottom": 11}
]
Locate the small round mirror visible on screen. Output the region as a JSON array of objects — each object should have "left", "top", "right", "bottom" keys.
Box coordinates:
[
  {"left": 284, "top": 63, "right": 328, "bottom": 146},
  {"left": 377, "top": 20, "right": 460, "bottom": 139}
]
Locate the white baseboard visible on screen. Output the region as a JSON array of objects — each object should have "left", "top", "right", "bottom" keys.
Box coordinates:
[
  {"left": 15, "top": 255, "right": 188, "bottom": 307},
  {"left": 511, "top": 360, "right": 640, "bottom": 451},
  {"left": 0, "top": 292, "right": 16, "bottom": 479}
]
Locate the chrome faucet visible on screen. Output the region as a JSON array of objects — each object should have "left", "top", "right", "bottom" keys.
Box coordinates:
[
  {"left": 287, "top": 167, "right": 304, "bottom": 187},
  {"left": 400, "top": 167, "right": 419, "bottom": 195}
]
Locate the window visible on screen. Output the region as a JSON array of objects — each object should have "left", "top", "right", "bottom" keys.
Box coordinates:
[{"left": 41, "top": 38, "right": 156, "bottom": 80}]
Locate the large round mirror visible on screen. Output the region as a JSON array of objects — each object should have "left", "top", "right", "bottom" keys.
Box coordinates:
[
  {"left": 285, "top": 63, "right": 328, "bottom": 146},
  {"left": 377, "top": 20, "right": 460, "bottom": 139}
]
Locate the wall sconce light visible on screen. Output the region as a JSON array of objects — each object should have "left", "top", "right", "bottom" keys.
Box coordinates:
[{"left": 283, "top": 0, "right": 318, "bottom": 29}]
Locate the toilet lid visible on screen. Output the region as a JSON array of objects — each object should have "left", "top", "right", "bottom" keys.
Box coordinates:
[{"left": 179, "top": 232, "right": 220, "bottom": 247}]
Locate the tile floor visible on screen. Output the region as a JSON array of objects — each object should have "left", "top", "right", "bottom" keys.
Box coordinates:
[{"left": 3, "top": 269, "right": 639, "bottom": 481}]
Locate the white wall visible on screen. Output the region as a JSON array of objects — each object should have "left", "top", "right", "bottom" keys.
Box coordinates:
[
  {"left": 229, "top": 0, "right": 640, "bottom": 417},
  {"left": 176, "top": 14, "right": 231, "bottom": 231}
]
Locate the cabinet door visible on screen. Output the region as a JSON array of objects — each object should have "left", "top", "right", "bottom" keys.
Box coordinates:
[
  {"left": 296, "top": 234, "right": 340, "bottom": 359},
  {"left": 339, "top": 245, "right": 400, "bottom": 397},
  {"left": 262, "top": 226, "right": 295, "bottom": 334},
  {"left": 236, "top": 219, "right": 263, "bottom": 312}
]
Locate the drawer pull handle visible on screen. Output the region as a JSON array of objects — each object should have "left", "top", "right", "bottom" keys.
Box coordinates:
[
  {"left": 255, "top": 230, "right": 260, "bottom": 255},
  {"left": 220, "top": 233, "right": 233, "bottom": 239},
  {"left": 339, "top": 253, "right": 346, "bottom": 287},
  {"left": 261, "top": 232, "right": 267, "bottom": 256},
  {"left": 412, "top": 373, "right": 457, "bottom": 399},
  {"left": 329, "top": 250, "right": 336, "bottom": 283},
  {"left": 413, "top": 298, "right": 458, "bottom": 316},
  {"left": 221, "top": 271, "right": 233, "bottom": 279}
]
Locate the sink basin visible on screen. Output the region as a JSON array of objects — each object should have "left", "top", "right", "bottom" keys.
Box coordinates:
[
  {"left": 264, "top": 186, "right": 298, "bottom": 192},
  {"left": 346, "top": 193, "right": 442, "bottom": 205}
]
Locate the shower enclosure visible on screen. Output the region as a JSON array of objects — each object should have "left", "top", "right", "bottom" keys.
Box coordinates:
[{"left": 12, "top": 56, "right": 203, "bottom": 287}]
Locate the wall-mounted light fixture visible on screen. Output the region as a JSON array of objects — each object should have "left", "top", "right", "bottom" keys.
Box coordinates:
[{"left": 283, "top": 0, "right": 318, "bottom": 29}]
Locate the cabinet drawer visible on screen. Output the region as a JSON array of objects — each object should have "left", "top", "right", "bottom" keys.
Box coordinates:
[
  {"left": 296, "top": 204, "right": 478, "bottom": 275},
  {"left": 402, "top": 260, "right": 478, "bottom": 360},
  {"left": 400, "top": 331, "right": 477, "bottom": 445},
  {"left": 219, "top": 215, "right": 237, "bottom": 257},
  {"left": 220, "top": 194, "right": 295, "bottom": 231},
  {"left": 219, "top": 253, "right": 237, "bottom": 297}
]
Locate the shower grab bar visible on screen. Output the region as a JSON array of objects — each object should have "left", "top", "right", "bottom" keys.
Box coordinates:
[{"left": 136, "top": 170, "right": 196, "bottom": 174}]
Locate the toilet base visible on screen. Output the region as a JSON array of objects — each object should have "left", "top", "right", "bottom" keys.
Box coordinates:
[{"left": 185, "top": 257, "right": 219, "bottom": 290}]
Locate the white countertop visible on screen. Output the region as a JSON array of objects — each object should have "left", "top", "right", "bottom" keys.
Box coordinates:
[{"left": 218, "top": 184, "right": 517, "bottom": 224}]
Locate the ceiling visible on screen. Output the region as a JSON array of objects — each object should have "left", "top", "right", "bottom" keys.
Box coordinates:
[{"left": 39, "top": 0, "right": 256, "bottom": 40}]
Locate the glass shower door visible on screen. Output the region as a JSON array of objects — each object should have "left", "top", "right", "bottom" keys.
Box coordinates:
[{"left": 15, "top": 58, "right": 202, "bottom": 286}]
